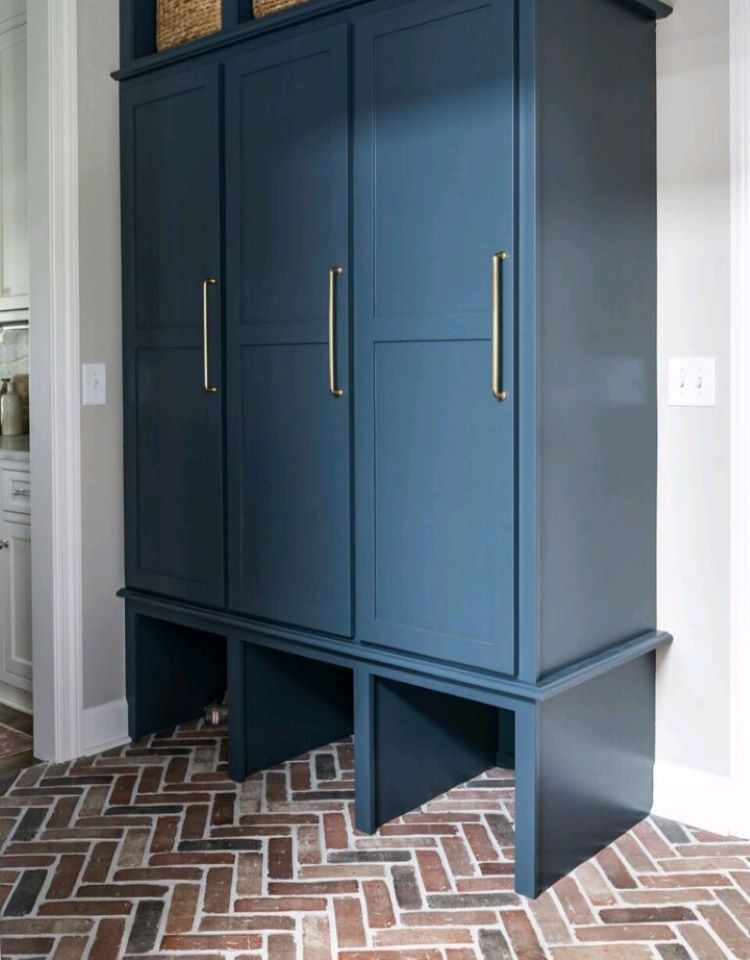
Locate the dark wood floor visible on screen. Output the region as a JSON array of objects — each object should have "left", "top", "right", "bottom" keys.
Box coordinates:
[{"left": 0, "top": 703, "right": 34, "bottom": 781}]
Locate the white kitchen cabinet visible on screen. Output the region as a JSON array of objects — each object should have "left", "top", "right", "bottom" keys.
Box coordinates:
[
  {"left": 0, "top": 5, "right": 27, "bottom": 315},
  {"left": 0, "top": 455, "right": 30, "bottom": 712}
]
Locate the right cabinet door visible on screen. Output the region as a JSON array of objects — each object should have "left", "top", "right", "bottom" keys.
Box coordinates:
[{"left": 354, "top": 0, "right": 516, "bottom": 672}]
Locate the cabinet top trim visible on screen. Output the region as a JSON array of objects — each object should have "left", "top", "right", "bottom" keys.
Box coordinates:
[{"left": 115, "top": 0, "right": 672, "bottom": 81}]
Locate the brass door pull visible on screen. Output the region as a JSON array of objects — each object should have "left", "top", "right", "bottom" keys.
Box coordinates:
[
  {"left": 328, "top": 267, "right": 344, "bottom": 398},
  {"left": 492, "top": 252, "right": 509, "bottom": 402},
  {"left": 203, "top": 277, "right": 218, "bottom": 394}
]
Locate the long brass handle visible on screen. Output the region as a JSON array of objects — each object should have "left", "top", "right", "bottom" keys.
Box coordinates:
[
  {"left": 492, "top": 252, "right": 509, "bottom": 402},
  {"left": 328, "top": 267, "right": 344, "bottom": 398},
  {"left": 203, "top": 277, "right": 218, "bottom": 394}
]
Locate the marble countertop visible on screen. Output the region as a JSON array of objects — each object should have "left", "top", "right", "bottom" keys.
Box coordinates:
[{"left": 0, "top": 435, "right": 29, "bottom": 463}]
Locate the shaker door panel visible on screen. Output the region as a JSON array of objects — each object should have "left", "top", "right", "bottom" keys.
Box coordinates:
[
  {"left": 225, "top": 27, "right": 352, "bottom": 637},
  {"left": 122, "top": 66, "right": 224, "bottom": 606},
  {"left": 354, "top": 0, "right": 516, "bottom": 672}
]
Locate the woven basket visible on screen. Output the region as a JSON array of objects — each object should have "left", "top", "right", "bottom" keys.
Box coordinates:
[
  {"left": 156, "top": 0, "right": 222, "bottom": 51},
  {"left": 252, "top": 0, "right": 309, "bottom": 18}
]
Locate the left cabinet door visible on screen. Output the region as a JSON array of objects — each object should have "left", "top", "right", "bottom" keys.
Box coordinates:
[{"left": 121, "top": 66, "right": 225, "bottom": 606}]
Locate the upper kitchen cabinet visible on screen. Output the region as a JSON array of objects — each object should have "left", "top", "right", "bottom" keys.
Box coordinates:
[{"left": 0, "top": 0, "right": 27, "bottom": 316}]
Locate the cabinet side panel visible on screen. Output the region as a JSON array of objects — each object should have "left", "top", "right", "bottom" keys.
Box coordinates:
[{"left": 536, "top": 0, "right": 658, "bottom": 676}]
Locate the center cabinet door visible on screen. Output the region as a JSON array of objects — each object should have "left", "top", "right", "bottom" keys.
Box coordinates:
[
  {"left": 225, "top": 26, "right": 353, "bottom": 637},
  {"left": 354, "top": 0, "right": 516, "bottom": 672}
]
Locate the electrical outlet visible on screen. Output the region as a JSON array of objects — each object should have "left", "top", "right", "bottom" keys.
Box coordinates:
[
  {"left": 82, "top": 363, "right": 107, "bottom": 406},
  {"left": 668, "top": 357, "right": 716, "bottom": 407}
]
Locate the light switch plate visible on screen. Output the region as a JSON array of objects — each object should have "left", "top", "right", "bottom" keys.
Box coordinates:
[
  {"left": 82, "top": 363, "right": 107, "bottom": 406},
  {"left": 668, "top": 357, "right": 716, "bottom": 407}
]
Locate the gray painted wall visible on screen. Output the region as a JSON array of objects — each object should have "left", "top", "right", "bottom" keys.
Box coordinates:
[
  {"left": 656, "top": 0, "right": 731, "bottom": 779},
  {"left": 77, "top": 0, "right": 124, "bottom": 710}
]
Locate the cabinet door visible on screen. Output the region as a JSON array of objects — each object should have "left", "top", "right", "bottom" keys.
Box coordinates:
[
  {"left": 0, "top": 21, "right": 28, "bottom": 313},
  {"left": 0, "top": 516, "right": 31, "bottom": 693},
  {"left": 225, "top": 27, "right": 352, "bottom": 637},
  {"left": 354, "top": 0, "right": 515, "bottom": 672},
  {"left": 121, "top": 66, "right": 224, "bottom": 606}
]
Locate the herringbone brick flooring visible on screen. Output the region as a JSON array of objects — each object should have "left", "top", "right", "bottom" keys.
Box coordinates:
[{"left": 0, "top": 721, "right": 747, "bottom": 959}]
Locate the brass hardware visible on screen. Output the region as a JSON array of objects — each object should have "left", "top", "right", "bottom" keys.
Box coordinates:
[
  {"left": 203, "top": 278, "right": 218, "bottom": 394},
  {"left": 328, "top": 267, "right": 344, "bottom": 398},
  {"left": 493, "top": 252, "right": 509, "bottom": 402}
]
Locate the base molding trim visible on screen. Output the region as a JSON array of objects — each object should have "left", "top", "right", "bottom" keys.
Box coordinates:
[
  {"left": 653, "top": 760, "right": 733, "bottom": 837},
  {"left": 81, "top": 698, "right": 130, "bottom": 756},
  {"left": 0, "top": 682, "right": 32, "bottom": 717}
]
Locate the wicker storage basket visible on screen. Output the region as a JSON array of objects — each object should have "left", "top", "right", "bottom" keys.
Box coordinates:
[
  {"left": 156, "top": 0, "right": 222, "bottom": 51},
  {"left": 252, "top": 0, "right": 309, "bottom": 18}
]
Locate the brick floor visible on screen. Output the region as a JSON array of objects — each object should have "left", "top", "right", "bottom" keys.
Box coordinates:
[{"left": 0, "top": 720, "right": 746, "bottom": 958}]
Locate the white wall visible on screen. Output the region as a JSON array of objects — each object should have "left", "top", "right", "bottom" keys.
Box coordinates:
[
  {"left": 655, "top": 0, "right": 733, "bottom": 829},
  {"left": 76, "top": 0, "right": 125, "bottom": 713},
  {"left": 28, "top": 0, "right": 55, "bottom": 758}
]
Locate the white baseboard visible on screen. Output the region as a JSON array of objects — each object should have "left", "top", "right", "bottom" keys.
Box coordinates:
[
  {"left": 653, "top": 760, "right": 734, "bottom": 837},
  {"left": 81, "top": 698, "right": 130, "bottom": 756},
  {"left": 0, "top": 681, "right": 33, "bottom": 716}
]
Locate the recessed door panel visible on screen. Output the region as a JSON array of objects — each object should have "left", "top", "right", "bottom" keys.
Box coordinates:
[
  {"left": 232, "top": 343, "right": 351, "bottom": 635},
  {"left": 134, "top": 346, "right": 224, "bottom": 595},
  {"left": 373, "top": 341, "right": 513, "bottom": 654},
  {"left": 0, "top": 519, "right": 31, "bottom": 692},
  {"left": 225, "top": 27, "right": 352, "bottom": 637},
  {"left": 371, "top": 7, "right": 501, "bottom": 320},
  {"left": 355, "top": 0, "right": 515, "bottom": 672},
  {"left": 131, "top": 84, "right": 220, "bottom": 332}
]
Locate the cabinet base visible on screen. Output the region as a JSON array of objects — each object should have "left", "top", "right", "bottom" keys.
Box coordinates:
[{"left": 124, "top": 591, "right": 669, "bottom": 897}]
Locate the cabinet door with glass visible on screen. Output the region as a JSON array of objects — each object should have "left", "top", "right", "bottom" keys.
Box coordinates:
[{"left": 0, "top": 11, "right": 28, "bottom": 315}]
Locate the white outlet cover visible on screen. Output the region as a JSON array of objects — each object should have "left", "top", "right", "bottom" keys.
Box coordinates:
[
  {"left": 668, "top": 357, "right": 716, "bottom": 408},
  {"left": 82, "top": 363, "right": 107, "bottom": 406}
]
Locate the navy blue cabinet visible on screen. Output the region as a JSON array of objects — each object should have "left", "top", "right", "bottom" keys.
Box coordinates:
[
  {"left": 121, "top": 66, "right": 225, "bottom": 607},
  {"left": 224, "top": 27, "right": 353, "bottom": 637},
  {"left": 354, "top": 0, "right": 515, "bottom": 672},
  {"left": 118, "top": 0, "right": 673, "bottom": 898}
]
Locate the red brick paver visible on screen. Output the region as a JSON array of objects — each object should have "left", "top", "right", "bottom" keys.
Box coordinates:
[{"left": 0, "top": 722, "right": 747, "bottom": 958}]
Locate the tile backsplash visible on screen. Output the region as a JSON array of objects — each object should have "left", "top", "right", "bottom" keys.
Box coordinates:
[
  {"left": 0, "top": 328, "right": 28, "bottom": 380},
  {"left": 0, "top": 327, "right": 29, "bottom": 434}
]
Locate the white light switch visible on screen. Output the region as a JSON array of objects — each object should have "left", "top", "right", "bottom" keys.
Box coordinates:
[
  {"left": 82, "top": 363, "right": 107, "bottom": 406},
  {"left": 668, "top": 357, "right": 716, "bottom": 407}
]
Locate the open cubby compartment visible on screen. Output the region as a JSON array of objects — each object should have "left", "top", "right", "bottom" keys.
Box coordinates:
[
  {"left": 126, "top": 609, "right": 228, "bottom": 741},
  {"left": 353, "top": 671, "right": 516, "bottom": 834},
  {"left": 120, "top": 0, "right": 248, "bottom": 67},
  {"left": 227, "top": 637, "right": 355, "bottom": 782}
]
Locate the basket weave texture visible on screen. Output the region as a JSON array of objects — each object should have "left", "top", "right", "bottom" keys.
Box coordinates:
[
  {"left": 156, "top": 0, "right": 222, "bottom": 51},
  {"left": 252, "top": 0, "right": 309, "bottom": 18}
]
